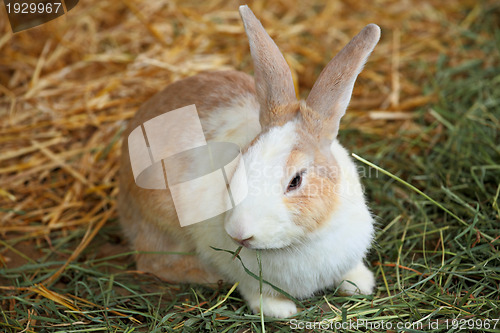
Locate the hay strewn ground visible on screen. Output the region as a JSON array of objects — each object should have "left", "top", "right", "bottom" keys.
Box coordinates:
[{"left": 1, "top": 0, "right": 498, "bottom": 332}]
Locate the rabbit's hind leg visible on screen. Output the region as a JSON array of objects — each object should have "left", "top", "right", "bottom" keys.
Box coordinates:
[{"left": 132, "top": 221, "right": 223, "bottom": 284}]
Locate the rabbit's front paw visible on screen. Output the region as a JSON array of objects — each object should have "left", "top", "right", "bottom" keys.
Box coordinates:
[
  {"left": 338, "top": 262, "right": 375, "bottom": 295},
  {"left": 245, "top": 293, "right": 297, "bottom": 318}
]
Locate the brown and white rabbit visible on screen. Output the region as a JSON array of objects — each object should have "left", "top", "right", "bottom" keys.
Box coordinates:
[{"left": 118, "top": 5, "right": 380, "bottom": 318}]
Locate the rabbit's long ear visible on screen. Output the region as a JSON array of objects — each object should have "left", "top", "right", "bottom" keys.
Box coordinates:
[
  {"left": 306, "top": 24, "right": 380, "bottom": 141},
  {"left": 239, "top": 5, "right": 297, "bottom": 129}
]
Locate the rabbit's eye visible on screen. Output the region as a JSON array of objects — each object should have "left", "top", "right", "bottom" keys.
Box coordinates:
[{"left": 286, "top": 172, "right": 303, "bottom": 192}]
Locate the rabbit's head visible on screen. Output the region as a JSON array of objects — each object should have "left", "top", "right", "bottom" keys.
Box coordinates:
[{"left": 224, "top": 6, "right": 380, "bottom": 250}]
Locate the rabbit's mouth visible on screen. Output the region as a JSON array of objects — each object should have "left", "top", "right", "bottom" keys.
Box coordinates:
[
  {"left": 229, "top": 234, "right": 296, "bottom": 251},
  {"left": 231, "top": 235, "right": 255, "bottom": 248}
]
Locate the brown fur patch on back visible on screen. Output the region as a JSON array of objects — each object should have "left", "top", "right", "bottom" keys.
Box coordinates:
[{"left": 124, "top": 71, "right": 257, "bottom": 144}]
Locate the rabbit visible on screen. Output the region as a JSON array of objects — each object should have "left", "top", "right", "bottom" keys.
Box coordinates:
[{"left": 118, "top": 5, "right": 380, "bottom": 318}]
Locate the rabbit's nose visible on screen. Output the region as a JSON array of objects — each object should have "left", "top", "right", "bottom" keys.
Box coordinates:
[{"left": 232, "top": 236, "right": 254, "bottom": 248}]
